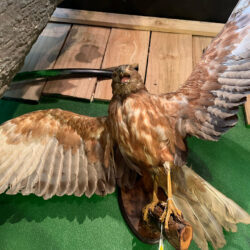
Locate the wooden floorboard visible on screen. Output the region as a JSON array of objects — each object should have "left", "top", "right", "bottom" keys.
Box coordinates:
[
  {"left": 6, "top": 7, "right": 249, "bottom": 124},
  {"left": 94, "top": 28, "right": 150, "bottom": 101},
  {"left": 146, "top": 32, "right": 192, "bottom": 94},
  {"left": 43, "top": 25, "right": 110, "bottom": 99},
  {"left": 192, "top": 36, "right": 213, "bottom": 68},
  {"left": 51, "top": 8, "right": 223, "bottom": 37},
  {"left": 4, "top": 23, "right": 71, "bottom": 102}
]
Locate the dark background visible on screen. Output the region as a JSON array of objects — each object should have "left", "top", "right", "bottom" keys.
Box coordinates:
[{"left": 59, "top": 0, "right": 238, "bottom": 23}]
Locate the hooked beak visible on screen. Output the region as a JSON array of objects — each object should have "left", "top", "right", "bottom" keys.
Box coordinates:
[{"left": 120, "top": 71, "right": 131, "bottom": 84}]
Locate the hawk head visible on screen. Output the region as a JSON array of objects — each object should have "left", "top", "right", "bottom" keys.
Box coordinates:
[{"left": 111, "top": 64, "right": 145, "bottom": 97}]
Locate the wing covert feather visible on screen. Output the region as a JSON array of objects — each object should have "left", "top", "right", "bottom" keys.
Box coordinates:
[
  {"left": 0, "top": 109, "right": 130, "bottom": 199},
  {"left": 164, "top": 0, "right": 250, "bottom": 141}
]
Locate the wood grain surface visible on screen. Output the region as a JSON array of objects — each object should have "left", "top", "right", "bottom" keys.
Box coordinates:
[
  {"left": 6, "top": 7, "right": 249, "bottom": 125},
  {"left": 94, "top": 28, "right": 150, "bottom": 100},
  {"left": 43, "top": 25, "right": 110, "bottom": 99},
  {"left": 51, "top": 8, "right": 224, "bottom": 37},
  {"left": 146, "top": 32, "right": 192, "bottom": 94},
  {"left": 192, "top": 36, "right": 213, "bottom": 68}
]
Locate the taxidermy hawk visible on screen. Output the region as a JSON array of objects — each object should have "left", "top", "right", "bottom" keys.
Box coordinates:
[{"left": 0, "top": 0, "right": 250, "bottom": 249}]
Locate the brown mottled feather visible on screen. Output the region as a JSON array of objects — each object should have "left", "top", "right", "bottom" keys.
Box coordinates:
[
  {"left": 0, "top": 109, "right": 132, "bottom": 199},
  {"left": 162, "top": 1, "right": 250, "bottom": 142},
  {"left": 0, "top": 2, "right": 249, "bottom": 250},
  {"left": 106, "top": 2, "right": 250, "bottom": 249}
]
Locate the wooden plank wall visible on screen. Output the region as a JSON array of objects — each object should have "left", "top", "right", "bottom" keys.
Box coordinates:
[
  {"left": 5, "top": 8, "right": 250, "bottom": 125},
  {"left": 146, "top": 33, "right": 192, "bottom": 93},
  {"left": 192, "top": 36, "right": 212, "bottom": 67},
  {"left": 94, "top": 29, "right": 150, "bottom": 100},
  {"left": 43, "top": 25, "right": 111, "bottom": 99},
  {"left": 51, "top": 8, "right": 223, "bottom": 37}
]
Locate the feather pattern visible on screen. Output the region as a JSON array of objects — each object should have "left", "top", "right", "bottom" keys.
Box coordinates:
[
  {"left": 22, "top": 139, "right": 55, "bottom": 196},
  {"left": 74, "top": 145, "right": 88, "bottom": 196},
  {"left": 0, "top": 109, "right": 133, "bottom": 199},
  {"left": 67, "top": 149, "right": 80, "bottom": 195},
  {"left": 36, "top": 139, "right": 59, "bottom": 197},
  {"left": 173, "top": 165, "right": 250, "bottom": 250},
  {"left": 6, "top": 143, "right": 41, "bottom": 194},
  {"left": 45, "top": 145, "right": 64, "bottom": 198},
  {"left": 162, "top": 0, "right": 250, "bottom": 141},
  {"left": 85, "top": 163, "right": 97, "bottom": 198},
  {"left": 56, "top": 149, "right": 72, "bottom": 196},
  {"left": 0, "top": 2, "right": 249, "bottom": 249}
]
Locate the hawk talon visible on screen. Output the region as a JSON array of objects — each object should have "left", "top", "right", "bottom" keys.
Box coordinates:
[
  {"left": 161, "top": 199, "right": 182, "bottom": 229},
  {"left": 142, "top": 200, "right": 159, "bottom": 222},
  {"left": 142, "top": 174, "right": 160, "bottom": 222},
  {"left": 162, "top": 163, "right": 182, "bottom": 229}
]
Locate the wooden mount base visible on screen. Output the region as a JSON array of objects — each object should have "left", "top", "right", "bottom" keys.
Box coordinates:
[{"left": 118, "top": 175, "right": 193, "bottom": 249}]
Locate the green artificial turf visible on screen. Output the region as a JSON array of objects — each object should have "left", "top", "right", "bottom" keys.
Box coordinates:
[{"left": 0, "top": 96, "right": 249, "bottom": 250}]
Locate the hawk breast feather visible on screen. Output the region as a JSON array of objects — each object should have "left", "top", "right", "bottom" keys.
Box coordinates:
[{"left": 0, "top": 0, "right": 249, "bottom": 204}]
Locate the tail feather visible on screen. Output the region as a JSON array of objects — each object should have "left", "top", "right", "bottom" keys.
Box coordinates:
[
  {"left": 173, "top": 165, "right": 250, "bottom": 250},
  {"left": 173, "top": 195, "right": 209, "bottom": 250}
]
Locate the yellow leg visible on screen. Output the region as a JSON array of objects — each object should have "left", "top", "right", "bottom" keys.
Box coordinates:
[
  {"left": 160, "top": 162, "right": 182, "bottom": 229},
  {"left": 143, "top": 175, "right": 159, "bottom": 222}
]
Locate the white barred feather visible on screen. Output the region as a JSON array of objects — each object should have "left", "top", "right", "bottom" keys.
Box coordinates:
[
  {"left": 36, "top": 139, "right": 58, "bottom": 197},
  {"left": 173, "top": 165, "right": 250, "bottom": 250},
  {"left": 6, "top": 143, "right": 41, "bottom": 194},
  {"left": 167, "top": 0, "right": 250, "bottom": 142},
  {"left": 46, "top": 145, "right": 64, "bottom": 198},
  {"left": 67, "top": 149, "right": 80, "bottom": 195},
  {"left": 0, "top": 109, "right": 130, "bottom": 199},
  {"left": 56, "top": 149, "right": 72, "bottom": 197},
  {"left": 74, "top": 145, "right": 88, "bottom": 197},
  {"left": 22, "top": 139, "right": 54, "bottom": 196},
  {"left": 85, "top": 164, "right": 97, "bottom": 198}
]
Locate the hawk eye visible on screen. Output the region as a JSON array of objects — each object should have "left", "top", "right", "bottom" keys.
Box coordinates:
[{"left": 113, "top": 72, "right": 118, "bottom": 78}]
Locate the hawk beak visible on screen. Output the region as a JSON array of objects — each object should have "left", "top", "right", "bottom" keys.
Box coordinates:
[{"left": 120, "top": 72, "right": 131, "bottom": 83}]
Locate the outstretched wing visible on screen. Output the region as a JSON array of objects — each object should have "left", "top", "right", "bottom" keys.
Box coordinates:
[
  {"left": 165, "top": 0, "right": 250, "bottom": 141},
  {"left": 0, "top": 109, "right": 135, "bottom": 199}
]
